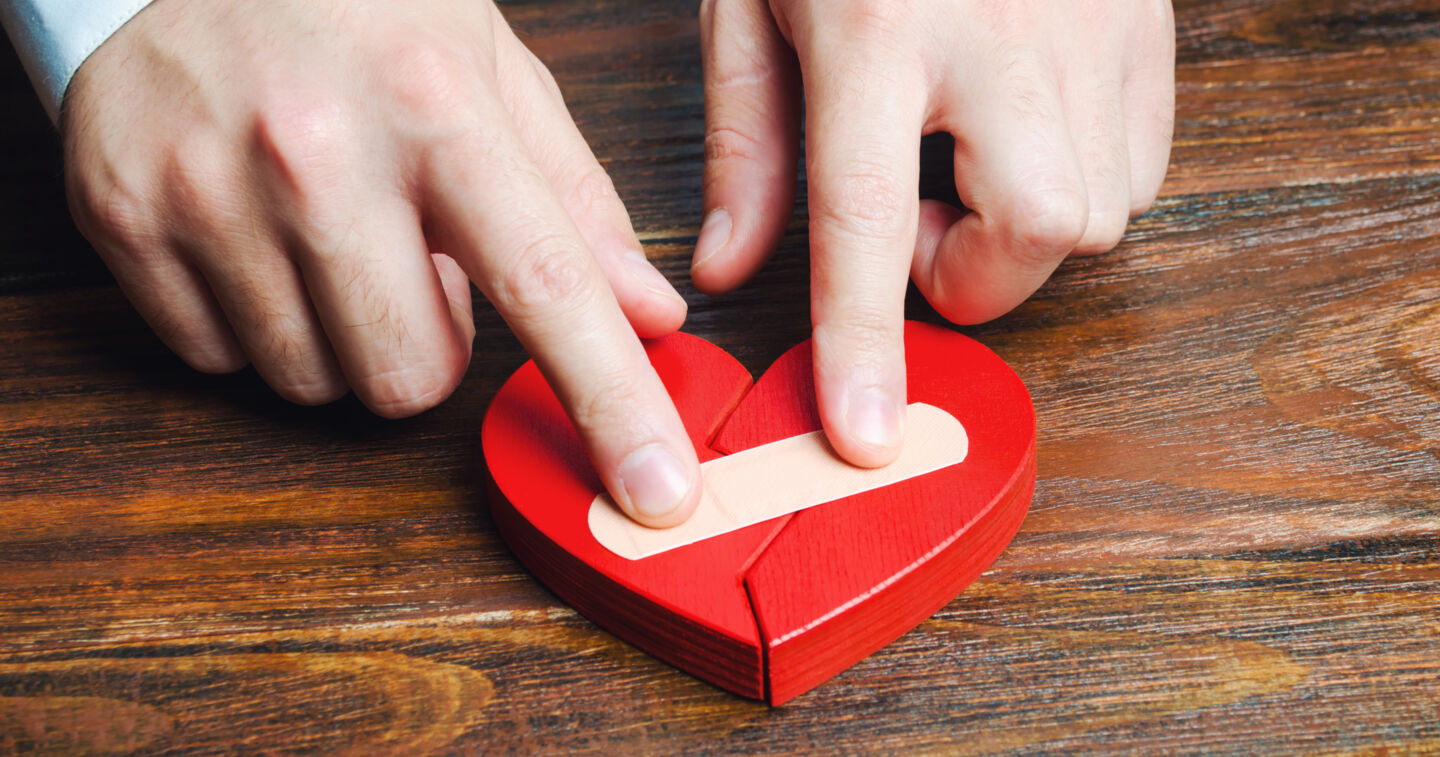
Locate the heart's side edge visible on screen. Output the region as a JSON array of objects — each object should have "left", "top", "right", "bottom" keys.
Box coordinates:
[{"left": 482, "top": 325, "right": 1037, "bottom": 704}]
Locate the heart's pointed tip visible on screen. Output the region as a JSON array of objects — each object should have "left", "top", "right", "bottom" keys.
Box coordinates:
[{"left": 483, "top": 321, "right": 1035, "bottom": 704}]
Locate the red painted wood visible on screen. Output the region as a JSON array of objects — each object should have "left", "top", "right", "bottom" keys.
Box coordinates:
[
  {"left": 720, "top": 322, "right": 1036, "bottom": 703},
  {"left": 482, "top": 322, "right": 1036, "bottom": 703},
  {"left": 483, "top": 332, "right": 785, "bottom": 698}
]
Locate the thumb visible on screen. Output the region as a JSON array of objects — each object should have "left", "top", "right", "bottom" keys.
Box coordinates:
[{"left": 691, "top": 0, "right": 802, "bottom": 294}]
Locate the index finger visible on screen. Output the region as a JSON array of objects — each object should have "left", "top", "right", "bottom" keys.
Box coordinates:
[
  {"left": 424, "top": 86, "right": 701, "bottom": 529},
  {"left": 798, "top": 27, "right": 926, "bottom": 469}
]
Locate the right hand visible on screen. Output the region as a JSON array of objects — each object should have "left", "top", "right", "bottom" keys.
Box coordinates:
[
  {"left": 62, "top": 0, "right": 703, "bottom": 526},
  {"left": 693, "top": 0, "right": 1175, "bottom": 470}
]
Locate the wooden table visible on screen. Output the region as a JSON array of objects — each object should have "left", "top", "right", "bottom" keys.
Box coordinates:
[{"left": 3, "top": 0, "right": 1438, "bottom": 752}]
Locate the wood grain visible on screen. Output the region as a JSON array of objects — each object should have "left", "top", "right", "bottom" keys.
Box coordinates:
[{"left": 1, "top": 0, "right": 1438, "bottom": 752}]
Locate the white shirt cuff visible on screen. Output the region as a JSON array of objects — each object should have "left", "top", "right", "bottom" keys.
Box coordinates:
[{"left": 1, "top": 0, "right": 157, "bottom": 123}]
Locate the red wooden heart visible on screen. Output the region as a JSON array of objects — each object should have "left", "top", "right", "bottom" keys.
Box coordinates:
[{"left": 482, "top": 321, "right": 1035, "bottom": 704}]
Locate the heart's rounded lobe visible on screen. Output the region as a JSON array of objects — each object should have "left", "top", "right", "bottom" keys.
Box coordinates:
[
  {"left": 483, "top": 334, "right": 780, "bottom": 697},
  {"left": 483, "top": 322, "right": 1035, "bottom": 703},
  {"left": 714, "top": 322, "right": 1035, "bottom": 703}
]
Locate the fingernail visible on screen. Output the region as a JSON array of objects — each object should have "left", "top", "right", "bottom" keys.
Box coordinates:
[
  {"left": 623, "top": 250, "right": 684, "bottom": 302},
  {"left": 846, "top": 387, "right": 902, "bottom": 452},
  {"left": 692, "top": 208, "right": 733, "bottom": 270},
  {"left": 618, "top": 443, "right": 695, "bottom": 520}
]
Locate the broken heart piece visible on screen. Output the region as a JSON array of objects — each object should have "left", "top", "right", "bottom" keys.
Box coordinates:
[
  {"left": 482, "top": 321, "right": 1035, "bottom": 704},
  {"left": 589, "top": 403, "right": 969, "bottom": 560}
]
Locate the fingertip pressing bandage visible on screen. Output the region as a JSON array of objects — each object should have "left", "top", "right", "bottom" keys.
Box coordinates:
[
  {"left": 0, "top": 0, "right": 157, "bottom": 123},
  {"left": 589, "top": 403, "right": 970, "bottom": 560}
]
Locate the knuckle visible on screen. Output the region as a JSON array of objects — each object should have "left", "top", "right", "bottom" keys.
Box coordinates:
[
  {"left": 704, "top": 126, "right": 764, "bottom": 164},
  {"left": 228, "top": 297, "right": 344, "bottom": 405},
  {"left": 972, "top": 0, "right": 1028, "bottom": 30},
  {"left": 187, "top": 350, "right": 247, "bottom": 375},
  {"left": 837, "top": 306, "right": 903, "bottom": 347},
  {"left": 381, "top": 39, "right": 484, "bottom": 125},
  {"left": 145, "top": 306, "right": 190, "bottom": 348},
  {"left": 268, "top": 353, "right": 347, "bottom": 406},
  {"left": 1130, "top": 188, "right": 1161, "bottom": 218},
  {"left": 1143, "top": 0, "right": 1176, "bottom": 35},
  {"left": 708, "top": 46, "right": 786, "bottom": 92},
  {"left": 815, "top": 313, "right": 903, "bottom": 369},
  {"left": 1073, "top": 210, "right": 1129, "bottom": 255},
  {"left": 71, "top": 178, "right": 150, "bottom": 248},
  {"left": 492, "top": 239, "right": 599, "bottom": 318},
  {"left": 275, "top": 375, "right": 347, "bottom": 407},
  {"left": 427, "top": 130, "right": 527, "bottom": 201},
  {"left": 836, "top": 0, "right": 911, "bottom": 42},
  {"left": 166, "top": 136, "right": 236, "bottom": 220},
  {"left": 120, "top": 238, "right": 177, "bottom": 272},
  {"left": 293, "top": 210, "right": 368, "bottom": 268},
  {"left": 85, "top": 189, "right": 146, "bottom": 248},
  {"left": 1131, "top": 115, "right": 1175, "bottom": 216},
  {"left": 563, "top": 168, "right": 623, "bottom": 218},
  {"left": 147, "top": 309, "right": 243, "bottom": 374},
  {"left": 176, "top": 339, "right": 247, "bottom": 375},
  {"left": 567, "top": 369, "right": 649, "bottom": 439},
  {"left": 998, "top": 186, "right": 1089, "bottom": 264},
  {"left": 524, "top": 49, "right": 564, "bottom": 100},
  {"left": 252, "top": 92, "right": 350, "bottom": 202},
  {"left": 358, "top": 365, "right": 459, "bottom": 418},
  {"left": 810, "top": 163, "right": 912, "bottom": 240}
]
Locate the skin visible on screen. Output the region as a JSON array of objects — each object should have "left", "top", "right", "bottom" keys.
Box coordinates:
[
  {"left": 63, "top": 0, "right": 699, "bottom": 528},
  {"left": 694, "top": 0, "right": 1176, "bottom": 467},
  {"left": 61, "top": 0, "right": 1175, "bottom": 529}
]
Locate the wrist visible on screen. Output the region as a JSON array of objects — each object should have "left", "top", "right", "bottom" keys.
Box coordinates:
[{"left": 0, "top": 0, "right": 157, "bottom": 123}]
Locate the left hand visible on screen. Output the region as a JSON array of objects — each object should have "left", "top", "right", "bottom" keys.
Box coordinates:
[{"left": 691, "top": 0, "right": 1175, "bottom": 467}]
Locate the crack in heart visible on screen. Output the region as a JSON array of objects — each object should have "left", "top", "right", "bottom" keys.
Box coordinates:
[{"left": 483, "top": 321, "right": 1036, "bottom": 704}]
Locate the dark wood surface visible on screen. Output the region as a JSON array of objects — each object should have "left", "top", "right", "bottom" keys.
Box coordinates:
[{"left": 2, "top": 0, "right": 1438, "bottom": 752}]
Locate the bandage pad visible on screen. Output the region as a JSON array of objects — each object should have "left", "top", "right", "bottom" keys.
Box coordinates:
[
  {"left": 482, "top": 322, "right": 1036, "bottom": 704},
  {"left": 588, "top": 403, "right": 969, "bottom": 560}
]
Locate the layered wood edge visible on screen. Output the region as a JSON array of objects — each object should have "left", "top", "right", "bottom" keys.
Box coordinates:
[
  {"left": 487, "top": 423, "right": 1035, "bottom": 705},
  {"left": 487, "top": 474, "right": 772, "bottom": 698},
  {"left": 754, "top": 447, "right": 1036, "bottom": 704}
]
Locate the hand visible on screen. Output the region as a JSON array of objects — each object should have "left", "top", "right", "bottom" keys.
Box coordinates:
[
  {"left": 63, "top": 0, "right": 703, "bottom": 526},
  {"left": 694, "top": 0, "right": 1175, "bottom": 465}
]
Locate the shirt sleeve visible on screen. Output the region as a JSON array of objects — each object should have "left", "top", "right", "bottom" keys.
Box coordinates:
[{"left": 1, "top": 0, "right": 157, "bottom": 124}]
